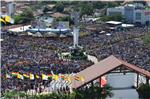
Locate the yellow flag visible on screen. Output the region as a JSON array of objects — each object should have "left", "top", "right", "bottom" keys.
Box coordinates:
[
  {"left": 42, "top": 74, "right": 48, "bottom": 80},
  {"left": 0, "top": 18, "right": 6, "bottom": 24},
  {"left": 74, "top": 75, "right": 85, "bottom": 82},
  {"left": 80, "top": 76, "right": 85, "bottom": 82},
  {"left": 74, "top": 75, "right": 80, "bottom": 81},
  {"left": 30, "top": 73, "right": 34, "bottom": 80},
  {"left": 66, "top": 75, "right": 72, "bottom": 83},
  {"left": 53, "top": 75, "right": 59, "bottom": 81},
  {"left": 17, "top": 74, "right": 24, "bottom": 80},
  {"left": 23, "top": 74, "right": 29, "bottom": 78},
  {"left": 36, "top": 75, "right": 40, "bottom": 79},
  {"left": 4, "top": 15, "right": 11, "bottom": 23}
]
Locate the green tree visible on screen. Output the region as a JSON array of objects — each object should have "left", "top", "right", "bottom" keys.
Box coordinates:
[
  {"left": 137, "top": 83, "right": 150, "bottom": 99},
  {"left": 20, "top": 7, "right": 34, "bottom": 23},
  {"left": 43, "top": 6, "right": 51, "bottom": 13},
  {"left": 143, "top": 33, "right": 150, "bottom": 45},
  {"left": 12, "top": 15, "right": 23, "bottom": 24},
  {"left": 54, "top": 2, "right": 64, "bottom": 12},
  {"left": 93, "top": 1, "right": 107, "bottom": 9},
  {"left": 74, "top": 84, "right": 113, "bottom": 99},
  {"left": 101, "top": 14, "right": 124, "bottom": 22},
  {"left": 106, "top": 2, "right": 120, "bottom": 7},
  {"left": 80, "top": 3, "right": 94, "bottom": 18}
]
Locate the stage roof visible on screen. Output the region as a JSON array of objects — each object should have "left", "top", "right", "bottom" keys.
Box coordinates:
[{"left": 72, "top": 55, "right": 150, "bottom": 89}]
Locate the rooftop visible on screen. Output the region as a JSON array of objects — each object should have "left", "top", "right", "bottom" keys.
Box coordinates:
[{"left": 72, "top": 55, "right": 150, "bottom": 89}]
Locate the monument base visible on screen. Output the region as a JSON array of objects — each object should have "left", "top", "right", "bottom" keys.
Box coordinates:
[
  {"left": 60, "top": 46, "right": 87, "bottom": 60},
  {"left": 69, "top": 46, "right": 87, "bottom": 60}
]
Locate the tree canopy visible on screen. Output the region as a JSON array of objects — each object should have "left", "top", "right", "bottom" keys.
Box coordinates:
[
  {"left": 137, "top": 83, "right": 150, "bottom": 99},
  {"left": 20, "top": 8, "right": 34, "bottom": 23},
  {"left": 93, "top": 1, "right": 107, "bottom": 9},
  {"left": 54, "top": 2, "right": 64, "bottom": 12},
  {"left": 142, "top": 33, "right": 150, "bottom": 45},
  {"left": 100, "top": 14, "right": 124, "bottom": 22},
  {"left": 13, "top": 7, "right": 34, "bottom": 24},
  {"left": 43, "top": 6, "right": 51, "bottom": 13},
  {"left": 80, "top": 3, "right": 94, "bottom": 17}
]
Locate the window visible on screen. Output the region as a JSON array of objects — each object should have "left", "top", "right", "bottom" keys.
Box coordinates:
[{"left": 135, "top": 12, "right": 141, "bottom": 20}]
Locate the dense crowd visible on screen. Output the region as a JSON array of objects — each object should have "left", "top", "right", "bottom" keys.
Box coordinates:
[
  {"left": 1, "top": 25, "right": 150, "bottom": 95},
  {"left": 81, "top": 26, "right": 150, "bottom": 70},
  {"left": 1, "top": 34, "right": 93, "bottom": 95}
]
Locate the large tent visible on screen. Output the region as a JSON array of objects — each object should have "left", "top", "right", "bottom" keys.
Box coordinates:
[{"left": 106, "top": 21, "right": 122, "bottom": 25}]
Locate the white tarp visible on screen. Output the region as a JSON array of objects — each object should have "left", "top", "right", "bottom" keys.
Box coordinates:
[
  {"left": 0, "top": 39, "right": 4, "bottom": 42},
  {"left": 106, "top": 21, "right": 122, "bottom": 25},
  {"left": 122, "top": 24, "right": 134, "bottom": 28},
  {"left": 9, "top": 25, "right": 31, "bottom": 33},
  {"left": 27, "top": 28, "right": 69, "bottom": 32}
]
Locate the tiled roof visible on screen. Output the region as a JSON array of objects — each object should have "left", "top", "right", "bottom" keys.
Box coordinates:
[{"left": 72, "top": 55, "right": 150, "bottom": 89}]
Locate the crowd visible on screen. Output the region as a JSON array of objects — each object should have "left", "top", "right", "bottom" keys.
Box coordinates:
[
  {"left": 81, "top": 26, "right": 150, "bottom": 70},
  {"left": 1, "top": 25, "right": 150, "bottom": 95},
  {"left": 1, "top": 34, "right": 93, "bottom": 95}
]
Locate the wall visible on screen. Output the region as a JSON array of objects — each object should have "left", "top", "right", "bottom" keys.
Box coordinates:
[{"left": 106, "top": 73, "right": 139, "bottom": 99}]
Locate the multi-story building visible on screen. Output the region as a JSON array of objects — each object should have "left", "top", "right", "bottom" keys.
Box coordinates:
[
  {"left": 7, "top": 2, "right": 16, "bottom": 17},
  {"left": 107, "top": 3, "right": 150, "bottom": 25}
]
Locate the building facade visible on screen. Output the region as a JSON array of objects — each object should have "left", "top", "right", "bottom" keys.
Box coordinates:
[
  {"left": 7, "top": 2, "right": 16, "bottom": 17},
  {"left": 107, "top": 4, "right": 150, "bottom": 25}
]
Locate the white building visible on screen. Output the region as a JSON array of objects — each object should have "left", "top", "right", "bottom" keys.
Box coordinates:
[
  {"left": 107, "top": 3, "right": 150, "bottom": 25},
  {"left": 107, "top": 6, "right": 124, "bottom": 16},
  {"left": 7, "top": 2, "right": 16, "bottom": 17},
  {"left": 147, "top": 1, "right": 150, "bottom": 7}
]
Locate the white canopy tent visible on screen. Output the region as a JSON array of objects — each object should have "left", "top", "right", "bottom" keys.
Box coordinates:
[
  {"left": 0, "top": 39, "right": 4, "bottom": 42},
  {"left": 106, "top": 21, "right": 122, "bottom": 25},
  {"left": 122, "top": 24, "right": 134, "bottom": 28}
]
